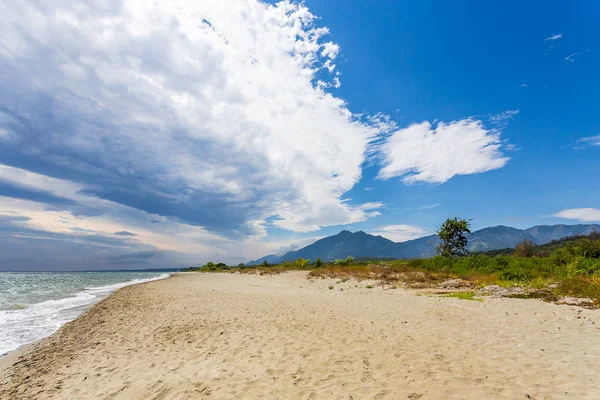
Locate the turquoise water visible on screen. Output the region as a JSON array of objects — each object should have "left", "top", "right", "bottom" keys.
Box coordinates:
[{"left": 0, "top": 271, "right": 169, "bottom": 355}]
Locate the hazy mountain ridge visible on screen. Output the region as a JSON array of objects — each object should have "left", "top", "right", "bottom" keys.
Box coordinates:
[{"left": 248, "top": 224, "right": 600, "bottom": 264}]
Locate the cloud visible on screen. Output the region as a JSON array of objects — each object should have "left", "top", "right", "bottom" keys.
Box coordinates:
[
  {"left": 370, "top": 224, "right": 430, "bottom": 242},
  {"left": 417, "top": 203, "right": 440, "bottom": 210},
  {"left": 553, "top": 208, "right": 600, "bottom": 222},
  {"left": 520, "top": 84, "right": 528, "bottom": 87},
  {"left": 0, "top": 209, "right": 174, "bottom": 270},
  {"left": 544, "top": 44, "right": 556, "bottom": 56},
  {"left": 0, "top": 0, "right": 386, "bottom": 239},
  {"left": 106, "top": 250, "right": 164, "bottom": 265},
  {"left": 114, "top": 231, "right": 137, "bottom": 237},
  {"left": 545, "top": 33, "right": 563, "bottom": 41},
  {"left": 489, "top": 110, "right": 519, "bottom": 126},
  {"left": 377, "top": 119, "right": 510, "bottom": 184},
  {"left": 575, "top": 135, "right": 600, "bottom": 148},
  {"left": 566, "top": 49, "right": 590, "bottom": 63},
  {"left": 321, "top": 42, "right": 340, "bottom": 60}
]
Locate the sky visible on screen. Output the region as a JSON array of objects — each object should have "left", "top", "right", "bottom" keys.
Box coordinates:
[{"left": 0, "top": 0, "right": 599, "bottom": 270}]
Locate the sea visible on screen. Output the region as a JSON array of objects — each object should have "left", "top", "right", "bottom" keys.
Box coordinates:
[{"left": 0, "top": 270, "right": 171, "bottom": 355}]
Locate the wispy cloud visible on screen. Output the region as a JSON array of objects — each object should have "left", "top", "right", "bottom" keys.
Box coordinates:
[
  {"left": 377, "top": 119, "right": 510, "bottom": 184},
  {"left": 544, "top": 44, "right": 556, "bottom": 56},
  {"left": 575, "top": 135, "right": 600, "bottom": 149},
  {"left": 566, "top": 49, "right": 590, "bottom": 63},
  {"left": 553, "top": 208, "right": 600, "bottom": 222},
  {"left": 545, "top": 33, "right": 563, "bottom": 41},
  {"left": 489, "top": 110, "right": 520, "bottom": 126},
  {"left": 417, "top": 203, "right": 440, "bottom": 210},
  {"left": 370, "top": 224, "right": 430, "bottom": 242},
  {"left": 520, "top": 84, "right": 528, "bottom": 87}
]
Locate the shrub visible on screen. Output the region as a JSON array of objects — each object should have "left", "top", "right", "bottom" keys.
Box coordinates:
[
  {"left": 315, "top": 257, "right": 322, "bottom": 268},
  {"left": 292, "top": 258, "right": 311, "bottom": 269},
  {"left": 515, "top": 239, "right": 535, "bottom": 258},
  {"left": 333, "top": 256, "right": 354, "bottom": 266}
]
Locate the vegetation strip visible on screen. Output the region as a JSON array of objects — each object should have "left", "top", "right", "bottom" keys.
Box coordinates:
[{"left": 184, "top": 219, "right": 600, "bottom": 308}]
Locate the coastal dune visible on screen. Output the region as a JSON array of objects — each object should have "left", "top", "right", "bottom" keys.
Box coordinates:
[{"left": 1, "top": 272, "right": 599, "bottom": 399}]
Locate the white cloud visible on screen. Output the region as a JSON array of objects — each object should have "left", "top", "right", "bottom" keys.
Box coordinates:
[
  {"left": 553, "top": 208, "right": 600, "bottom": 222},
  {"left": 566, "top": 49, "right": 590, "bottom": 63},
  {"left": 321, "top": 42, "right": 340, "bottom": 60},
  {"left": 545, "top": 33, "right": 563, "bottom": 41},
  {"left": 520, "top": 84, "right": 528, "bottom": 87},
  {"left": 377, "top": 119, "right": 510, "bottom": 184},
  {"left": 0, "top": 0, "right": 386, "bottom": 237},
  {"left": 370, "top": 224, "right": 429, "bottom": 242},
  {"left": 576, "top": 135, "right": 600, "bottom": 148},
  {"left": 489, "top": 109, "right": 519, "bottom": 126},
  {"left": 417, "top": 203, "right": 440, "bottom": 210}
]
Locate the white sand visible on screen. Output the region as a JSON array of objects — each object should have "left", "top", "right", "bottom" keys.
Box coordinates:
[{"left": 1, "top": 271, "right": 599, "bottom": 399}]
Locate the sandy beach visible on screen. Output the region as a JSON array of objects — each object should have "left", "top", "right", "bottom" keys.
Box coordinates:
[{"left": 1, "top": 272, "right": 599, "bottom": 399}]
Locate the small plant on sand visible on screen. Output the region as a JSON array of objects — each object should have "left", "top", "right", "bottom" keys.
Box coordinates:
[
  {"left": 442, "top": 291, "right": 481, "bottom": 301},
  {"left": 366, "top": 285, "right": 374, "bottom": 289},
  {"left": 328, "top": 285, "right": 334, "bottom": 290}
]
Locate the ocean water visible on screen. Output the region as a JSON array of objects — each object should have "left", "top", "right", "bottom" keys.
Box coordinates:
[{"left": 0, "top": 271, "right": 169, "bottom": 355}]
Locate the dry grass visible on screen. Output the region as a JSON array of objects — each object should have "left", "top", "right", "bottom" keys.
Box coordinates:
[
  {"left": 308, "top": 264, "right": 453, "bottom": 287},
  {"left": 228, "top": 266, "right": 296, "bottom": 275}
]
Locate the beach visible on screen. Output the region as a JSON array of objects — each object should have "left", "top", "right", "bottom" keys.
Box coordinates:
[{"left": 1, "top": 272, "right": 599, "bottom": 399}]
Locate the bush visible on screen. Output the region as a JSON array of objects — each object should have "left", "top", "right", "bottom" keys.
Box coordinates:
[
  {"left": 293, "top": 258, "right": 311, "bottom": 269},
  {"left": 500, "top": 267, "right": 533, "bottom": 282},
  {"left": 333, "top": 256, "right": 354, "bottom": 266},
  {"left": 200, "top": 261, "right": 229, "bottom": 271},
  {"left": 515, "top": 239, "right": 535, "bottom": 258}
]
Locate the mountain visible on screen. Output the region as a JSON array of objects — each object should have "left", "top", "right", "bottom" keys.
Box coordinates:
[
  {"left": 277, "top": 230, "right": 397, "bottom": 262},
  {"left": 251, "top": 224, "right": 600, "bottom": 263},
  {"left": 466, "top": 226, "right": 535, "bottom": 252},
  {"left": 245, "top": 254, "right": 281, "bottom": 266},
  {"left": 524, "top": 224, "right": 600, "bottom": 244}
]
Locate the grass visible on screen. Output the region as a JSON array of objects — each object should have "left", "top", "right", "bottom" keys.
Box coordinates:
[{"left": 442, "top": 291, "right": 481, "bottom": 301}]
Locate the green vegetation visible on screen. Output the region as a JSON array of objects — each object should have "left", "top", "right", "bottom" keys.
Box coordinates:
[
  {"left": 184, "top": 228, "right": 600, "bottom": 306},
  {"left": 442, "top": 291, "right": 481, "bottom": 301},
  {"left": 436, "top": 217, "right": 471, "bottom": 257},
  {"left": 315, "top": 257, "right": 323, "bottom": 268},
  {"left": 333, "top": 256, "right": 354, "bottom": 266}
]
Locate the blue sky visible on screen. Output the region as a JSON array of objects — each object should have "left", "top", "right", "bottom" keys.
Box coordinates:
[{"left": 0, "top": 0, "right": 598, "bottom": 270}]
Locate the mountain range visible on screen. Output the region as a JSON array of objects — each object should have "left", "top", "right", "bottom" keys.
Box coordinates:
[{"left": 246, "top": 224, "right": 600, "bottom": 265}]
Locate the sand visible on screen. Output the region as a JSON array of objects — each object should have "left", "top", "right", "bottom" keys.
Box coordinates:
[{"left": 1, "top": 272, "right": 599, "bottom": 399}]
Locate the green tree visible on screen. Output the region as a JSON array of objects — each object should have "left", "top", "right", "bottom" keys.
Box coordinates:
[
  {"left": 436, "top": 217, "right": 471, "bottom": 257},
  {"left": 314, "top": 257, "right": 322, "bottom": 268}
]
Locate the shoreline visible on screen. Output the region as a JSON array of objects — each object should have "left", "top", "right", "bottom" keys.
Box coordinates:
[
  {"left": 2, "top": 271, "right": 599, "bottom": 399},
  {"left": 0, "top": 272, "right": 173, "bottom": 371},
  {"left": 0, "top": 343, "right": 32, "bottom": 373}
]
